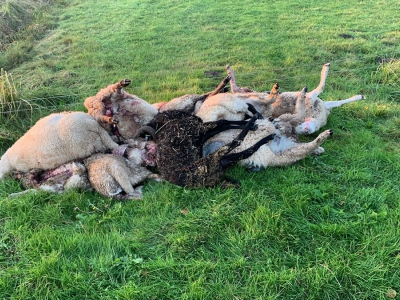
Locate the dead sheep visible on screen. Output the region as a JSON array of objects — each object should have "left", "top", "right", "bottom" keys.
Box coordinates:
[
  {"left": 202, "top": 87, "right": 333, "bottom": 170},
  {"left": 84, "top": 79, "right": 158, "bottom": 141},
  {"left": 84, "top": 153, "right": 161, "bottom": 200},
  {"left": 196, "top": 82, "right": 280, "bottom": 122},
  {"left": 9, "top": 161, "right": 91, "bottom": 198},
  {"left": 226, "top": 63, "right": 365, "bottom": 134},
  {"left": 145, "top": 110, "right": 275, "bottom": 188},
  {"left": 7, "top": 136, "right": 159, "bottom": 199},
  {"left": 203, "top": 118, "right": 333, "bottom": 171},
  {"left": 0, "top": 112, "right": 125, "bottom": 180},
  {"left": 152, "top": 76, "right": 231, "bottom": 114}
]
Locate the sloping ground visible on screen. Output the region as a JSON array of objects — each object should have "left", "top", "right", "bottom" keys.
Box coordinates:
[
  {"left": 0, "top": 0, "right": 67, "bottom": 69},
  {"left": 1, "top": 0, "right": 46, "bottom": 47}
]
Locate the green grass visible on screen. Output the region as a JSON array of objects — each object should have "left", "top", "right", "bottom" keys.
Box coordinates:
[{"left": 1, "top": 0, "right": 400, "bottom": 299}]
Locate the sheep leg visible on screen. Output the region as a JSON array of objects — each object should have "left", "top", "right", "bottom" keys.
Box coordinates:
[
  {"left": 201, "top": 123, "right": 248, "bottom": 144},
  {"left": 220, "top": 133, "right": 276, "bottom": 167},
  {"left": 226, "top": 65, "right": 245, "bottom": 93},
  {"left": 275, "top": 86, "right": 307, "bottom": 126},
  {"left": 9, "top": 189, "right": 38, "bottom": 198},
  {"left": 267, "top": 129, "right": 333, "bottom": 166},
  {"left": 108, "top": 168, "right": 135, "bottom": 195},
  {"left": 251, "top": 82, "right": 280, "bottom": 105},
  {"left": 206, "top": 76, "right": 231, "bottom": 97},
  {"left": 127, "top": 165, "right": 155, "bottom": 186},
  {"left": 115, "top": 186, "right": 143, "bottom": 201},
  {"left": 324, "top": 95, "right": 365, "bottom": 111},
  {"left": 95, "top": 128, "right": 120, "bottom": 150},
  {"left": 307, "top": 63, "right": 330, "bottom": 101}
]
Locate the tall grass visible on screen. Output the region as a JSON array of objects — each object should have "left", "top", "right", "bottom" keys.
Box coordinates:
[{"left": 0, "top": 68, "right": 18, "bottom": 103}]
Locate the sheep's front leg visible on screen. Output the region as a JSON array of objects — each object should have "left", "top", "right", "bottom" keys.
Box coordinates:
[
  {"left": 207, "top": 76, "right": 231, "bottom": 97},
  {"left": 268, "top": 129, "right": 333, "bottom": 166},
  {"left": 324, "top": 95, "right": 365, "bottom": 111},
  {"left": 307, "top": 63, "right": 330, "bottom": 101},
  {"left": 262, "top": 83, "right": 280, "bottom": 104}
]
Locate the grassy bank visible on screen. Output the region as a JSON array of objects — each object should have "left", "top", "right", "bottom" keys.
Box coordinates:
[{"left": 1, "top": 0, "right": 400, "bottom": 299}]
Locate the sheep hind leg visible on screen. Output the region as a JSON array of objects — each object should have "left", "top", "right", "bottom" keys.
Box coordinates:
[
  {"left": 324, "top": 95, "right": 365, "bottom": 111},
  {"left": 206, "top": 76, "right": 231, "bottom": 97},
  {"left": 246, "top": 103, "right": 264, "bottom": 119},
  {"left": 226, "top": 65, "right": 255, "bottom": 93},
  {"left": 226, "top": 65, "right": 242, "bottom": 93},
  {"left": 108, "top": 168, "right": 136, "bottom": 196},
  {"left": 306, "top": 63, "right": 330, "bottom": 101},
  {"left": 220, "top": 133, "right": 276, "bottom": 168}
]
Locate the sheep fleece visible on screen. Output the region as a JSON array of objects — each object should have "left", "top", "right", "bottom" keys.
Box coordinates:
[{"left": 0, "top": 112, "right": 119, "bottom": 178}]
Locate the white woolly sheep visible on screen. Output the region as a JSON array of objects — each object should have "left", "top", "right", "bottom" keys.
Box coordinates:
[
  {"left": 0, "top": 112, "right": 125, "bottom": 179},
  {"left": 7, "top": 135, "right": 159, "bottom": 198},
  {"left": 226, "top": 63, "right": 365, "bottom": 134}
]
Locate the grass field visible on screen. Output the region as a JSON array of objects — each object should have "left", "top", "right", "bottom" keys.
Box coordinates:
[{"left": 1, "top": 0, "right": 400, "bottom": 299}]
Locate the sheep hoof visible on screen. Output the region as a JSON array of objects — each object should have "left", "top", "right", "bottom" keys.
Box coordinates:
[
  {"left": 271, "top": 83, "right": 280, "bottom": 93},
  {"left": 328, "top": 129, "right": 333, "bottom": 135},
  {"left": 120, "top": 79, "right": 131, "bottom": 87},
  {"left": 110, "top": 116, "right": 119, "bottom": 124}
]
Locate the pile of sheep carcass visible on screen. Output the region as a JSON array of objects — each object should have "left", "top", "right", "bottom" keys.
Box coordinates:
[{"left": 0, "top": 63, "right": 365, "bottom": 200}]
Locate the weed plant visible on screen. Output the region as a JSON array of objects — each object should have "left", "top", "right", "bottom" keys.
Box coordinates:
[{"left": 1, "top": 0, "right": 400, "bottom": 299}]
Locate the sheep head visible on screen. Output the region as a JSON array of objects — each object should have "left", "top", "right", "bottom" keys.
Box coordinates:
[{"left": 111, "top": 84, "right": 158, "bottom": 125}]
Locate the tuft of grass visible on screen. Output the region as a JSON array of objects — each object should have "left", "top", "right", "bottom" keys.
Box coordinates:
[
  {"left": 373, "top": 58, "right": 400, "bottom": 86},
  {"left": 0, "top": 68, "right": 18, "bottom": 104}
]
